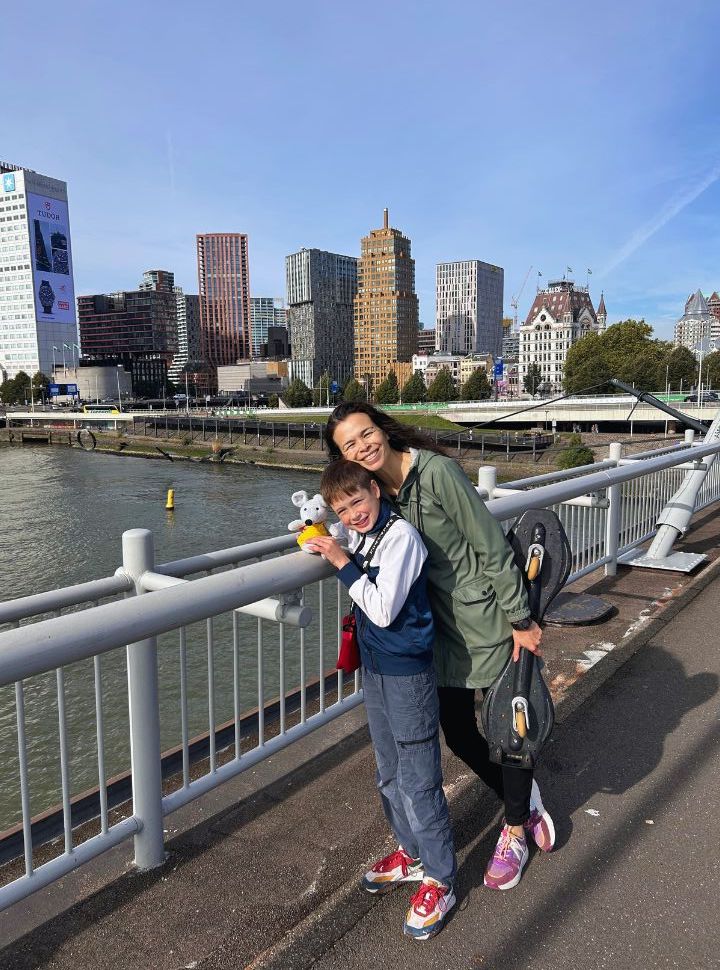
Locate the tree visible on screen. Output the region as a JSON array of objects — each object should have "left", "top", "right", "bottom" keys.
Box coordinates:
[
  {"left": 283, "top": 378, "right": 312, "bottom": 408},
  {"left": 32, "top": 371, "right": 50, "bottom": 396},
  {"left": 524, "top": 362, "right": 543, "bottom": 395},
  {"left": 0, "top": 370, "right": 32, "bottom": 405},
  {"left": 401, "top": 371, "right": 427, "bottom": 404},
  {"left": 703, "top": 351, "right": 720, "bottom": 391},
  {"left": 563, "top": 319, "right": 662, "bottom": 394},
  {"left": 461, "top": 367, "right": 492, "bottom": 401},
  {"left": 312, "top": 372, "right": 331, "bottom": 406},
  {"left": 664, "top": 345, "right": 697, "bottom": 391},
  {"left": 374, "top": 369, "right": 399, "bottom": 404},
  {"left": 426, "top": 367, "right": 457, "bottom": 402},
  {"left": 341, "top": 378, "right": 367, "bottom": 403},
  {"left": 621, "top": 344, "right": 666, "bottom": 392}
]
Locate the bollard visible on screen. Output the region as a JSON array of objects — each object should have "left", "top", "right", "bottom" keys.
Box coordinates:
[
  {"left": 122, "top": 529, "right": 166, "bottom": 870},
  {"left": 165, "top": 488, "right": 175, "bottom": 510},
  {"left": 604, "top": 442, "right": 622, "bottom": 576},
  {"left": 477, "top": 465, "right": 497, "bottom": 501}
]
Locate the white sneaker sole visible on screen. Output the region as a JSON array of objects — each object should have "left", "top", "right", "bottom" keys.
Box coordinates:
[{"left": 362, "top": 869, "right": 425, "bottom": 894}]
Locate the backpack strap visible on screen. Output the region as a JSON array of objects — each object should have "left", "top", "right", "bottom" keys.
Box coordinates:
[{"left": 360, "top": 514, "right": 399, "bottom": 573}]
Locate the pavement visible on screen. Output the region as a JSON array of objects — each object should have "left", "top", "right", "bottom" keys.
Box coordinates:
[{"left": 1, "top": 508, "right": 719, "bottom": 969}]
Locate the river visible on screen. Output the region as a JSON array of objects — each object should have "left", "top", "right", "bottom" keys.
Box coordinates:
[{"left": 0, "top": 446, "right": 325, "bottom": 828}]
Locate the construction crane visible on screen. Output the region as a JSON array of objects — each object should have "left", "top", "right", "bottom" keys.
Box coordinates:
[{"left": 510, "top": 265, "right": 533, "bottom": 330}]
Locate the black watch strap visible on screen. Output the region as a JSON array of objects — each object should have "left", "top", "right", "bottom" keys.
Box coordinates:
[{"left": 511, "top": 617, "right": 533, "bottom": 631}]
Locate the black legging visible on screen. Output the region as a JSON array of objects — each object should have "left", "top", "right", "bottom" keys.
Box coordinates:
[{"left": 438, "top": 685, "right": 532, "bottom": 827}]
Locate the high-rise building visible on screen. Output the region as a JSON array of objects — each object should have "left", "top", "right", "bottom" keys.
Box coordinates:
[
  {"left": 0, "top": 161, "right": 79, "bottom": 381},
  {"left": 436, "top": 260, "right": 504, "bottom": 358},
  {"left": 250, "top": 297, "right": 286, "bottom": 358},
  {"left": 196, "top": 233, "right": 251, "bottom": 382},
  {"left": 519, "top": 279, "right": 602, "bottom": 394},
  {"left": 286, "top": 248, "right": 357, "bottom": 388},
  {"left": 168, "top": 288, "right": 201, "bottom": 384},
  {"left": 354, "top": 209, "right": 419, "bottom": 393},
  {"left": 417, "top": 327, "right": 437, "bottom": 354},
  {"left": 674, "top": 290, "right": 719, "bottom": 351},
  {"left": 139, "top": 269, "right": 175, "bottom": 294},
  {"left": 77, "top": 280, "right": 178, "bottom": 396}
]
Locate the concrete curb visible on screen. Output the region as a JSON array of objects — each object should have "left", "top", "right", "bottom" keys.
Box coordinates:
[{"left": 242, "top": 553, "right": 720, "bottom": 970}]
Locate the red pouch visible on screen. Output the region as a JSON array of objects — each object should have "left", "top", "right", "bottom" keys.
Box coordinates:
[{"left": 337, "top": 612, "right": 360, "bottom": 674}]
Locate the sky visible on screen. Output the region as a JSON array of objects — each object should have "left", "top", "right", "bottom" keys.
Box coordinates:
[{"left": 3, "top": 0, "right": 720, "bottom": 338}]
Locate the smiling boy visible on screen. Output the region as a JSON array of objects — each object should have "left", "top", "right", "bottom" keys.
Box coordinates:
[{"left": 305, "top": 460, "right": 456, "bottom": 941}]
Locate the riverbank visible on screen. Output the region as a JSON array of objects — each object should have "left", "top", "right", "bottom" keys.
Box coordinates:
[{"left": 0, "top": 424, "right": 687, "bottom": 483}]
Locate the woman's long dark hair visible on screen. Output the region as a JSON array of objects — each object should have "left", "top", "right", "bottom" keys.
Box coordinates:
[{"left": 325, "top": 402, "right": 447, "bottom": 460}]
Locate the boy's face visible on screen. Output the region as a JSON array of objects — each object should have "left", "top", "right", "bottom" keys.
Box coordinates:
[{"left": 329, "top": 480, "right": 381, "bottom": 534}]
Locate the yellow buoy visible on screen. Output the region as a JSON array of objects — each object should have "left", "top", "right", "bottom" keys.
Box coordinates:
[{"left": 166, "top": 488, "right": 175, "bottom": 511}]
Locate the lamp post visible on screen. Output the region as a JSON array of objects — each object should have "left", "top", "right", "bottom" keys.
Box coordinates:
[
  {"left": 185, "top": 370, "right": 190, "bottom": 414},
  {"left": 664, "top": 364, "right": 670, "bottom": 437},
  {"left": 52, "top": 345, "right": 58, "bottom": 377},
  {"left": 116, "top": 365, "right": 123, "bottom": 413},
  {"left": 61, "top": 344, "right": 67, "bottom": 375},
  {"left": 72, "top": 343, "right": 80, "bottom": 370}
]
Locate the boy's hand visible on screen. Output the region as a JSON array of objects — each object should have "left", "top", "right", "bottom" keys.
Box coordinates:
[{"left": 303, "top": 535, "right": 350, "bottom": 569}]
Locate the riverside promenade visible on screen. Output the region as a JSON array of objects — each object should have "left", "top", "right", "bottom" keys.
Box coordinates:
[{"left": 1, "top": 509, "right": 719, "bottom": 969}]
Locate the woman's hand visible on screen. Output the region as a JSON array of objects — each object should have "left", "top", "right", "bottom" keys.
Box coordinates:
[
  {"left": 303, "top": 535, "right": 350, "bottom": 569},
  {"left": 512, "top": 621, "right": 543, "bottom": 662}
]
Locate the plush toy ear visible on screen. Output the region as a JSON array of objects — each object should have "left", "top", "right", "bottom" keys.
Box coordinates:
[
  {"left": 291, "top": 490, "right": 308, "bottom": 508},
  {"left": 313, "top": 494, "right": 327, "bottom": 508}
]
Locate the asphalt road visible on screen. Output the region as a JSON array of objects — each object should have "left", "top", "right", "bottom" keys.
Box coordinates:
[{"left": 275, "top": 581, "right": 720, "bottom": 970}]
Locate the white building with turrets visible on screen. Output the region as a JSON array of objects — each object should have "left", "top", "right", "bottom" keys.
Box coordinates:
[{"left": 518, "top": 280, "right": 605, "bottom": 394}]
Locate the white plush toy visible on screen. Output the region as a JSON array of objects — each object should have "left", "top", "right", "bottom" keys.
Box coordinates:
[{"left": 288, "top": 490, "right": 331, "bottom": 551}]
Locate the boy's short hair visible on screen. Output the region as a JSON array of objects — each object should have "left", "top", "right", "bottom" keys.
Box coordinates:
[{"left": 320, "top": 460, "right": 376, "bottom": 506}]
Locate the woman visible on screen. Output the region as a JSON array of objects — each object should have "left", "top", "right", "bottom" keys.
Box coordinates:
[{"left": 325, "top": 402, "right": 555, "bottom": 891}]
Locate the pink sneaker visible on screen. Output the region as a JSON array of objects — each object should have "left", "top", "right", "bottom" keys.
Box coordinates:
[
  {"left": 524, "top": 779, "right": 556, "bottom": 852},
  {"left": 483, "top": 824, "right": 529, "bottom": 890}
]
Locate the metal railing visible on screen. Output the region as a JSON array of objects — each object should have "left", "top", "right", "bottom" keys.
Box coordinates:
[{"left": 2, "top": 436, "right": 720, "bottom": 910}]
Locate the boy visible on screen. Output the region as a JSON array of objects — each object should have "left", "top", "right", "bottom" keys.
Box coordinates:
[{"left": 305, "top": 460, "right": 456, "bottom": 941}]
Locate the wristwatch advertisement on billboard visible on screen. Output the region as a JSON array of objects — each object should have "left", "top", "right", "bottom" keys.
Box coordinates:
[{"left": 27, "top": 192, "right": 76, "bottom": 324}]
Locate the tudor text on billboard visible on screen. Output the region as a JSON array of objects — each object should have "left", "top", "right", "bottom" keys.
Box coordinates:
[{"left": 28, "top": 192, "right": 76, "bottom": 324}]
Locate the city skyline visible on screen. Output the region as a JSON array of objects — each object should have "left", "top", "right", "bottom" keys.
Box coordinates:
[{"left": 3, "top": 1, "right": 720, "bottom": 338}]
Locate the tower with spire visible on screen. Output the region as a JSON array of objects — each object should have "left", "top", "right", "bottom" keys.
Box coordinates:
[{"left": 596, "top": 292, "right": 607, "bottom": 331}]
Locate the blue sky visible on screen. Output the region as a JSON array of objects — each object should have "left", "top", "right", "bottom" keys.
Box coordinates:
[{"left": 4, "top": 0, "right": 720, "bottom": 338}]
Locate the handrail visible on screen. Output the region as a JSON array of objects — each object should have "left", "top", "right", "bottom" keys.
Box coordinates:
[
  {"left": 486, "top": 439, "right": 720, "bottom": 520},
  {"left": 0, "top": 550, "right": 335, "bottom": 686}
]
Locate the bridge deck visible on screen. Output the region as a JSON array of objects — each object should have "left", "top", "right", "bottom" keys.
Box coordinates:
[{"left": 1, "top": 507, "right": 719, "bottom": 969}]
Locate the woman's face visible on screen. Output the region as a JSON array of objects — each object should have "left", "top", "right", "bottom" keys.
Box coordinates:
[{"left": 332, "top": 413, "right": 391, "bottom": 474}]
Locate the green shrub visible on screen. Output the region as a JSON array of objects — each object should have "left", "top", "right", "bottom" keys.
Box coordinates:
[{"left": 556, "top": 444, "right": 595, "bottom": 469}]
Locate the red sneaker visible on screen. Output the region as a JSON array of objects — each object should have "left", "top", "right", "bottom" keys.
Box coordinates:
[{"left": 361, "top": 847, "right": 424, "bottom": 894}]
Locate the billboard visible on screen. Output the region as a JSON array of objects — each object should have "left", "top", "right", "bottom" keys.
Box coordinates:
[{"left": 27, "top": 192, "right": 76, "bottom": 324}]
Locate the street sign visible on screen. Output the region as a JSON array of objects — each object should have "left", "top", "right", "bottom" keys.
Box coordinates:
[
  {"left": 330, "top": 381, "right": 339, "bottom": 394},
  {"left": 494, "top": 360, "right": 504, "bottom": 380}
]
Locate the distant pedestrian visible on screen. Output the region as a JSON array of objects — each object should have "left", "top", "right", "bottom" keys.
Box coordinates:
[{"left": 306, "top": 460, "right": 457, "bottom": 941}]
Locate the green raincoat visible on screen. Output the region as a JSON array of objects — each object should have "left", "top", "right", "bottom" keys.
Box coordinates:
[{"left": 393, "top": 449, "right": 530, "bottom": 689}]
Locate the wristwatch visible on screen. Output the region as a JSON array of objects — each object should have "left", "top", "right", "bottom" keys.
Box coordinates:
[{"left": 511, "top": 617, "right": 533, "bottom": 631}]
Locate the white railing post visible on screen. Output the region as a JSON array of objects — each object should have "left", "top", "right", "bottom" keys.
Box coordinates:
[
  {"left": 605, "top": 442, "right": 623, "bottom": 576},
  {"left": 477, "top": 465, "right": 497, "bottom": 500},
  {"left": 122, "top": 528, "right": 166, "bottom": 870}
]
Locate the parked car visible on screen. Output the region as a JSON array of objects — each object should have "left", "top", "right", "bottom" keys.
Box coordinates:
[{"left": 683, "top": 391, "right": 719, "bottom": 403}]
